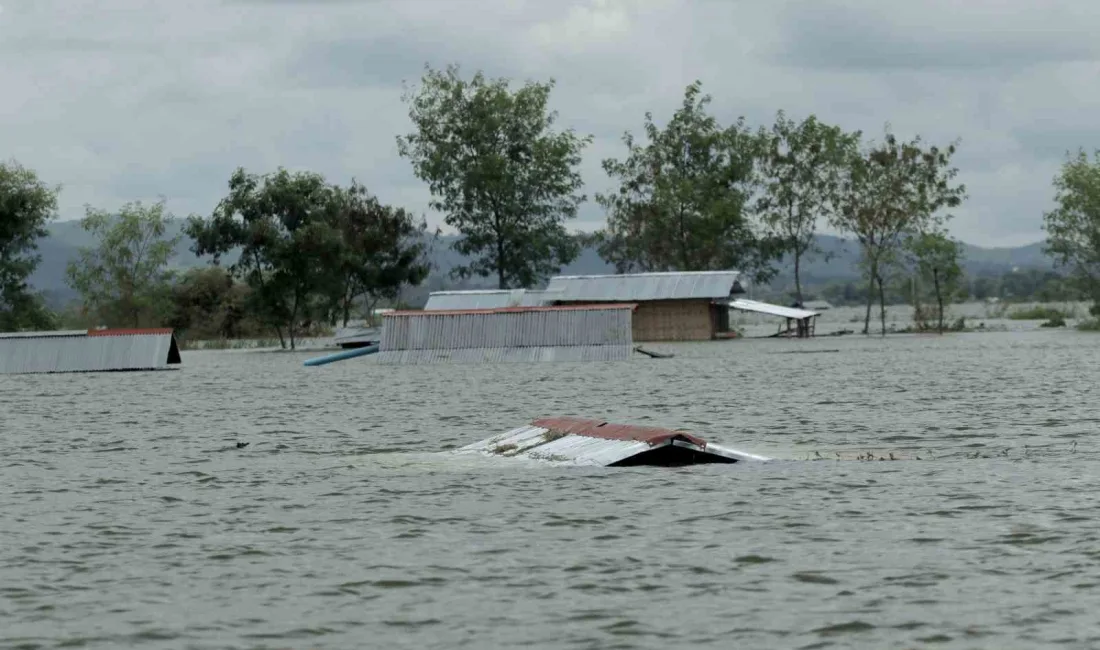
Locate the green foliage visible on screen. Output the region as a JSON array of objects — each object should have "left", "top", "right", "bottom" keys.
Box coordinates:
[
  {"left": 1040, "top": 315, "right": 1067, "bottom": 328},
  {"left": 1077, "top": 318, "right": 1100, "bottom": 331},
  {"left": 0, "top": 160, "right": 59, "bottom": 331},
  {"left": 186, "top": 167, "right": 341, "bottom": 350},
  {"left": 906, "top": 231, "right": 965, "bottom": 333},
  {"left": 1008, "top": 305, "right": 1072, "bottom": 320},
  {"left": 167, "top": 266, "right": 265, "bottom": 340},
  {"left": 831, "top": 128, "right": 966, "bottom": 335},
  {"left": 397, "top": 64, "right": 590, "bottom": 289},
  {"left": 594, "top": 81, "right": 780, "bottom": 280},
  {"left": 1042, "top": 149, "right": 1100, "bottom": 314},
  {"left": 65, "top": 200, "right": 180, "bottom": 328},
  {"left": 324, "top": 182, "right": 435, "bottom": 326},
  {"left": 756, "top": 111, "right": 859, "bottom": 301}
]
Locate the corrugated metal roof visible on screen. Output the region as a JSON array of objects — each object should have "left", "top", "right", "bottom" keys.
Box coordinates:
[
  {"left": 545, "top": 271, "right": 744, "bottom": 302},
  {"left": 381, "top": 305, "right": 633, "bottom": 355},
  {"left": 0, "top": 330, "right": 87, "bottom": 339},
  {"left": 375, "top": 344, "right": 634, "bottom": 365},
  {"left": 730, "top": 299, "right": 819, "bottom": 319},
  {"left": 454, "top": 417, "right": 771, "bottom": 466},
  {"left": 0, "top": 329, "right": 182, "bottom": 374},
  {"left": 423, "top": 289, "right": 560, "bottom": 311}
]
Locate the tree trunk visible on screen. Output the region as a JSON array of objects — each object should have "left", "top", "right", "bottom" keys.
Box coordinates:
[
  {"left": 934, "top": 270, "right": 944, "bottom": 334},
  {"left": 877, "top": 274, "right": 887, "bottom": 337},
  {"left": 863, "top": 263, "right": 875, "bottom": 335},
  {"left": 288, "top": 293, "right": 299, "bottom": 351},
  {"left": 794, "top": 252, "right": 803, "bottom": 305},
  {"left": 274, "top": 325, "right": 286, "bottom": 349}
]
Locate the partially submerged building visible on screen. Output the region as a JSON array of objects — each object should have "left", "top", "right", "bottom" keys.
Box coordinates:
[
  {"left": 456, "top": 416, "right": 771, "bottom": 467},
  {"left": 729, "top": 299, "right": 821, "bottom": 338},
  {"left": 423, "top": 289, "right": 560, "bottom": 311},
  {"left": 0, "top": 328, "right": 182, "bottom": 375},
  {"left": 544, "top": 271, "right": 746, "bottom": 342},
  {"left": 376, "top": 304, "right": 636, "bottom": 365}
]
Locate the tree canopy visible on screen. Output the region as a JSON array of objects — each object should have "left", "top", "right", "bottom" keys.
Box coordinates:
[
  {"left": 1043, "top": 149, "right": 1100, "bottom": 314},
  {"left": 831, "top": 129, "right": 966, "bottom": 334},
  {"left": 594, "top": 81, "right": 780, "bottom": 281},
  {"left": 397, "top": 64, "right": 590, "bottom": 289},
  {"left": 0, "top": 160, "right": 59, "bottom": 330},
  {"left": 65, "top": 200, "right": 180, "bottom": 328},
  {"left": 325, "top": 181, "right": 435, "bottom": 326},
  {"left": 756, "top": 111, "right": 859, "bottom": 303}
]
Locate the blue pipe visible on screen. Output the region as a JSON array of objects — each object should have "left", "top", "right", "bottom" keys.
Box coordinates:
[{"left": 303, "top": 344, "right": 379, "bottom": 367}]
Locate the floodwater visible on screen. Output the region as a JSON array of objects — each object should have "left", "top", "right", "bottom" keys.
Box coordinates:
[{"left": 3, "top": 328, "right": 1100, "bottom": 649}]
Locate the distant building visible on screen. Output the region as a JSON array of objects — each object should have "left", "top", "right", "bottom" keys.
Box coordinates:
[
  {"left": 421, "top": 271, "right": 746, "bottom": 343},
  {"left": 544, "top": 271, "right": 745, "bottom": 342}
]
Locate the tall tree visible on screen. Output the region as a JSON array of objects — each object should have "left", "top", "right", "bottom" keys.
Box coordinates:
[
  {"left": 65, "top": 200, "right": 180, "bottom": 328},
  {"left": 907, "top": 231, "right": 964, "bottom": 333},
  {"left": 831, "top": 128, "right": 966, "bottom": 335},
  {"left": 756, "top": 111, "right": 860, "bottom": 303},
  {"left": 326, "top": 181, "right": 435, "bottom": 327},
  {"left": 594, "top": 81, "right": 780, "bottom": 280},
  {"left": 397, "top": 64, "right": 591, "bottom": 289},
  {"left": 186, "top": 168, "right": 341, "bottom": 349},
  {"left": 1042, "top": 149, "right": 1100, "bottom": 315},
  {"left": 0, "top": 160, "right": 59, "bottom": 331}
]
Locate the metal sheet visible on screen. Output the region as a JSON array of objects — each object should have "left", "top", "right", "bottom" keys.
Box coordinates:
[
  {"left": 545, "top": 271, "right": 744, "bottom": 302},
  {"left": 424, "top": 289, "right": 560, "bottom": 311},
  {"left": 381, "top": 306, "right": 634, "bottom": 352},
  {"left": 374, "top": 344, "right": 634, "bottom": 365},
  {"left": 729, "top": 298, "right": 819, "bottom": 319},
  {"left": 454, "top": 417, "right": 771, "bottom": 466},
  {"left": 0, "top": 330, "right": 87, "bottom": 339},
  {"left": 0, "top": 330, "right": 180, "bottom": 374}
]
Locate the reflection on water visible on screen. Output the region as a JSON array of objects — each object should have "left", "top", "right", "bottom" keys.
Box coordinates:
[{"left": 2, "top": 329, "right": 1099, "bottom": 649}]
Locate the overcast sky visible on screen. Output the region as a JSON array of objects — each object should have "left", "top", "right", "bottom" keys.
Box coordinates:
[{"left": 3, "top": 0, "right": 1099, "bottom": 247}]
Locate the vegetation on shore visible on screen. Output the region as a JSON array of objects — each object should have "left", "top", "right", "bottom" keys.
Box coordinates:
[{"left": 2, "top": 66, "right": 1099, "bottom": 341}]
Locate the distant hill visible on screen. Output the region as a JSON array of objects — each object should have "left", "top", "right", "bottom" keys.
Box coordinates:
[{"left": 29, "top": 219, "right": 1054, "bottom": 308}]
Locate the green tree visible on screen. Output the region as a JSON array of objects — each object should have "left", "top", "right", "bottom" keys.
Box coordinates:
[
  {"left": 907, "top": 231, "right": 964, "bottom": 333},
  {"left": 0, "top": 161, "right": 59, "bottom": 331},
  {"left": 831, "top": 128, "right": 966, "bottom": 335},
  {"left": 756, "top": 111, "right": 859, "bottom": 303},
  {"left": 397, "top": 64, "right": 590, "bottom": 289},
  {"left": 594, "top": 81, "right": 779, "bottom": 280},
  {"left": 325, "top": 182, "right": 435, "bottom": 327},
  {"left": 186, "top": 168, "right": 342, "bottom": 350},
  {"left": 1042, "top": 149, "right": 1100, "bottom": 315},
  {"left": 65, "top": 200, "right": 180, "bottom": 328},
  {"left": 167, "top": 267, "right": 258, "bottom": 340}
]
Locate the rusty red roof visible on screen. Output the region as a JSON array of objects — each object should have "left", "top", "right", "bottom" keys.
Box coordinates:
[
  {"left": 386, "top": 303, "right": 638, "bottom": 317},
  {"left": 87, "top": 328, "right": 175, "bottom": 337},
  {"left": 530, "top": 416, "right": 708, "bottom": 448}
]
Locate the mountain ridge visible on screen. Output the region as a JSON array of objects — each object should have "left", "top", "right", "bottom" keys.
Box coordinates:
[{"left": 28, "top": 219, "right": 1054, "bottom": 307}]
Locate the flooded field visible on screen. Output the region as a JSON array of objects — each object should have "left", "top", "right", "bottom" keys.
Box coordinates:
[{"left": 3, "top": 325, "right": 1100, "bottom": 649}]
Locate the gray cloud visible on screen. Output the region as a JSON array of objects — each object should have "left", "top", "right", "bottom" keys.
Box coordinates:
[{"left": 2, "top": 0, "right": 1099, "bottom": 248}]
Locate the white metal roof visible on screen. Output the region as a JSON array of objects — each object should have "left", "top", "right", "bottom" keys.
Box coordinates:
[
  {"left": 729, "top": 298, "right": 820, "bottom": 319},
  {"left": 545, "top": 271, "right": 744, "bottom": 302},
  {"left": 423, "top": 289, "right": 559, "bottom": 311},
  {"left": 0, "top": 329, "right": 181, "bottom": 374},
  {"left": 454, "top": 417, "right": 771, "bottom": 467}
]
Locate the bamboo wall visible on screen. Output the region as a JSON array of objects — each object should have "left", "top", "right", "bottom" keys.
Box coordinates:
[{"left": 631, "top": 300, "right": 717, "bottom": 342}]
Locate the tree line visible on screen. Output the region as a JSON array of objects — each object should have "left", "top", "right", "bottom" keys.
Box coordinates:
[{"left": 2, "top": 63, "right": 1099, "bottom": 341}]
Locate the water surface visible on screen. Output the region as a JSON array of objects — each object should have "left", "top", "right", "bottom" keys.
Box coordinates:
[{"left": 3, "top": 329, "right": 1099, "bottom": 649}]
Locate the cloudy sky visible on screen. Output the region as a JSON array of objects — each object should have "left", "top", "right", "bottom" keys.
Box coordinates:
[{"left": 3, "top": 0, "right": 1099, "bottom": 248}]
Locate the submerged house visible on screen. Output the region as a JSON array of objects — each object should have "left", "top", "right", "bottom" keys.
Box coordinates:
[
  {"left": 457, "top": 416, "right": 772, "bottom": 466},
  {"left": 376, "top": 304, "right": 636, "bottom": 365},
  {"left": 0, "top": 328, "right": 182, "bottom": 375},
  {"left": 544, "top": 271, "right": 746, "bottom": 342}
]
